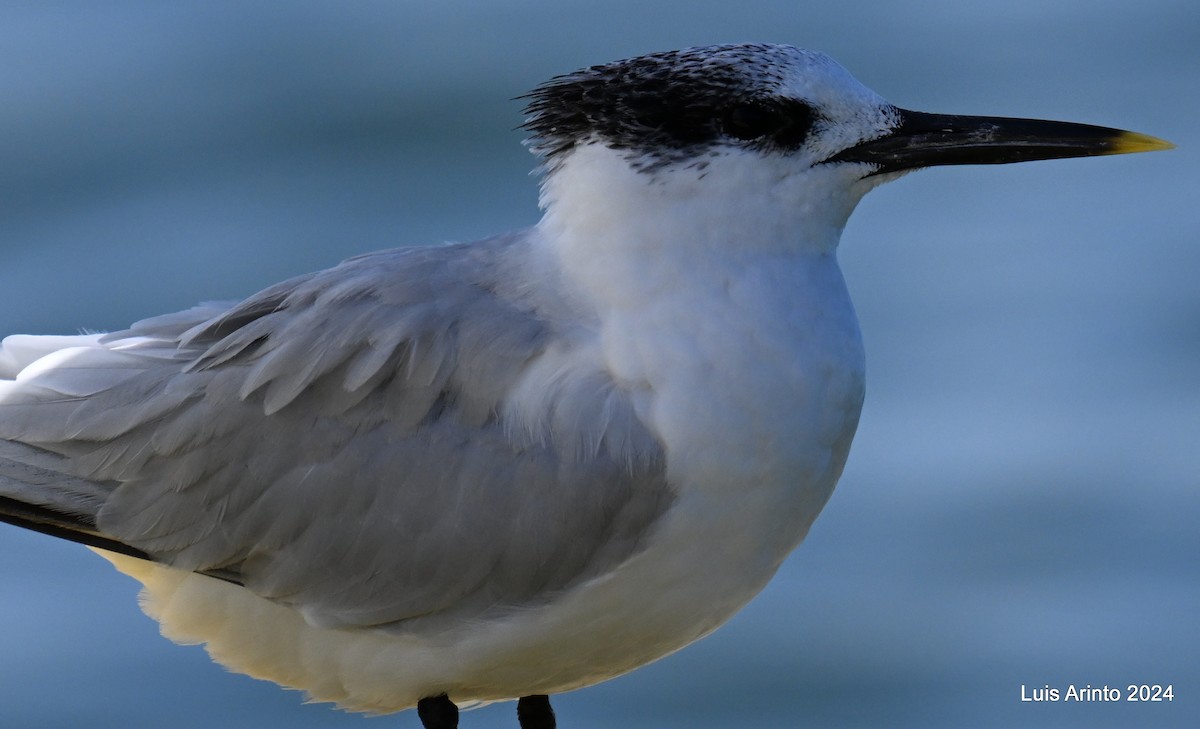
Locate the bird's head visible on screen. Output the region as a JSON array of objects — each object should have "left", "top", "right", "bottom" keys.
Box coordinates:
[{"left": 522, "top": 43, "right": 1171, "bottom": 254}]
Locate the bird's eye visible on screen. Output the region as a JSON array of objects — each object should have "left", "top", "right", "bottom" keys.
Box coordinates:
[{"left": 721, "top": 103, "right": 787, "bottom": 141}]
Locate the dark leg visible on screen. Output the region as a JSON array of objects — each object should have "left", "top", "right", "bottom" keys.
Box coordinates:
[
  {"left": 517, "top": 694, "right": 556, "bottom": 729},
  {"left": 417, "top": 694, "right": 459, "bottom": 729}
]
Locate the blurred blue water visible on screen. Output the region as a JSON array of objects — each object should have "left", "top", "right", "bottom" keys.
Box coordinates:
[{"left": 0, "top": 2, "right": 1196, "bottom": 728}]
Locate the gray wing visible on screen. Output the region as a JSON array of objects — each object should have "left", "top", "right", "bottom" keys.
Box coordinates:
[{"left": 0, "top": 233, "right": 671, "bottom": 631}]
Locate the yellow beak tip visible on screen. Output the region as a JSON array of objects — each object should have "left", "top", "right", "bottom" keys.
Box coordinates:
[{"left": 1111, "top": 131, "right": 1176, "bottom": 155}]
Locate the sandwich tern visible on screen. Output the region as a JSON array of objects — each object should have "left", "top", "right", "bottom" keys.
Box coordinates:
[{"left": 0, "top": 44, "right": 1171, "bottom": 728}]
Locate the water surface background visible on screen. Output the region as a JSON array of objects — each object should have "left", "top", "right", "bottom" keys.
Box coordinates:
[{"left": 0, "top": 2, "right": 1196, "bottom": 728}]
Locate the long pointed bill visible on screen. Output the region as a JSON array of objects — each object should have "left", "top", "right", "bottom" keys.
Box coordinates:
[{"left": 829, "top": 108, "right": 1174, "bottom": 174}]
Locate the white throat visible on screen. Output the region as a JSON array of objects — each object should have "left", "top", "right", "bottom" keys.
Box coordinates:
[{"left": 535, "top": 143, "right": 877, "bottom": 313}]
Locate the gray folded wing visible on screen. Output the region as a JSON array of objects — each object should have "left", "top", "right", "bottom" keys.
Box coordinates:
[{"left": 0, "top": 233, "right": 671, "bottom": 631}]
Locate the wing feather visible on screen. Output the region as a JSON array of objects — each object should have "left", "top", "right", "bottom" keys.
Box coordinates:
[{"left": 0, "top": 233, "right": 672, "bottom": 632}]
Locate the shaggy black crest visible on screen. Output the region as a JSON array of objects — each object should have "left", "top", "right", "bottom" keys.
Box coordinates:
[{"left": 521, "top": 44, "right": 816, "bottom": 171}]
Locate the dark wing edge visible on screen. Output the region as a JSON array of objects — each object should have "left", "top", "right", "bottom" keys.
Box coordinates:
[
  {"left": 0, "top": 441, "right": 243, "bottom": 584},
  {"left": 0, "top": 496, "right": 150, "bottom": 561}
]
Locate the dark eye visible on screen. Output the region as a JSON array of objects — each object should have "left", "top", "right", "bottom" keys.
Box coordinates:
[
  {"left": 721, "top": 103, "right": 786, "bottom": 141},
  {"left": 720, "top": 101, "right": 815, "bottom": 149}
]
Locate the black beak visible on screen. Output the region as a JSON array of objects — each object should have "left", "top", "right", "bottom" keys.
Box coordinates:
[{"left": 829, "top": 108, "right": 1173, "bottom": 174}]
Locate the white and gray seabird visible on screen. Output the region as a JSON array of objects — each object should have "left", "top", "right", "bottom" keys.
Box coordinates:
[{"left": 0, "top": 44, "right": 1171, "bottom": 728}]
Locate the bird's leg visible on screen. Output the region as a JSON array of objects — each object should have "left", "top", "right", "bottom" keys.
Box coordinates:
[
  {"left": 417, "top": 694, "right": 459, "bottom": 729},
  {"left": 516, "top": 694, "right": 556, "bottom": 729}
]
